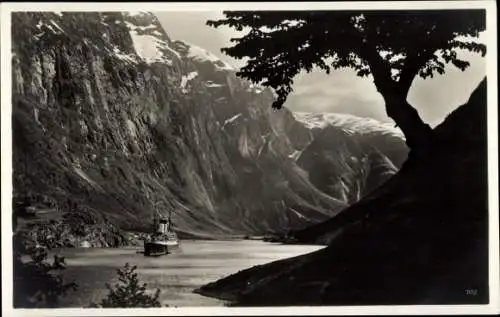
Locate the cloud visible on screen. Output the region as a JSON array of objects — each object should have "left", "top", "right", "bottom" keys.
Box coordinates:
[
  {"left": 285, "top": 68, "right": 388, "bottom": 121},
  {"left": 286, "top": 91, "right": 388, "bottom": 122}
]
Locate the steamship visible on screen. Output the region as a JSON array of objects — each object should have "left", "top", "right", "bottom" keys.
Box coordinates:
[{"left": 144, "top": 210, "right": 179, "bottom": 256}]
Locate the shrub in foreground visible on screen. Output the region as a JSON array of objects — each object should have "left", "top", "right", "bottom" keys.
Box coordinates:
[{"left": 91, "top": 263, "right": 163, "bottom": 308}]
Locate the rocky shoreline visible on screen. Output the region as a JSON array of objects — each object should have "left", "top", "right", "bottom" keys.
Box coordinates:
[
  {"left": 16, "top": 217, "right": 130, "bottom": 249},
  {"left": 13, "top": 198, "right": 135, "bottom": 249},
  {"left": 14, "top": 207, "right": 290, "bottom": 250}
]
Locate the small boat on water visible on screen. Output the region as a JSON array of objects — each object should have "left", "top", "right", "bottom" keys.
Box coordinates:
[{"left": 144, "top": 210, "right": 179, "bottom": 257}]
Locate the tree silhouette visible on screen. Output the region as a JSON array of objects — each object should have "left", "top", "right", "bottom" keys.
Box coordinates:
[
  {"left": 207, "top": 10, "right": 486, "bottom": 157},
  {"left": 90, "top": 263, "right": 163, "bottom": 308}
]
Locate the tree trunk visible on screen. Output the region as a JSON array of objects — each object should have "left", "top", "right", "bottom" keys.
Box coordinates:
[
  {"left": 372, "top": 74, "right": 435, "bottom": 158},
  {"left": 384, "top": 94, "right": 435, "bottom": 157},
  {"left": 361, "top": 45, "right": 435, "bottom": 158}
]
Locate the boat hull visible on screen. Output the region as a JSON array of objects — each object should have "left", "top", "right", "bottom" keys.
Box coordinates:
[{"left": 144, "top": 241, "right": 179, "bottom": 257}]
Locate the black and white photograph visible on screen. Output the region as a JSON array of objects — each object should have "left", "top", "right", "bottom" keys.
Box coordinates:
[{"left": 1, "top": 1, "right": 498, "bottom": 315}]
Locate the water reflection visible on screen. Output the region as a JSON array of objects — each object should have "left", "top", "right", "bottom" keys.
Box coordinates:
[{"left": 55, "top": 240, "right": 324, "bottom": 307}]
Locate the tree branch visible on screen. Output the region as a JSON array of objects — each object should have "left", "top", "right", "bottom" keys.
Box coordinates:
[
  {"left": 398, "top": 33, "right": 456, "bottom": 95},
  {"left": 359, "top": 42, "right": 395, "bottom": 97},
  {"left": 398, "top": 49, "right": 438, "bottom": 95}
]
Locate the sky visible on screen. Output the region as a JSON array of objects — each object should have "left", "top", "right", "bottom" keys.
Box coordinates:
[{"left": 155, "top": 11, "right": 487, "bottom": 127}]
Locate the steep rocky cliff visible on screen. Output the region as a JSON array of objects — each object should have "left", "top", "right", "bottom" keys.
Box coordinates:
[{"left": 11, "top": 11, "right": 406, "bottom": 243}]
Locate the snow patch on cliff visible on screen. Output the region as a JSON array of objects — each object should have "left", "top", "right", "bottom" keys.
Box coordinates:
[
  {"left": 126, "top": 11, "right": 149, "bottom": 17},
  {"left": 223, "top": 113, "right": 242, "bottom": 127},
  {"left": 111, "top": 45, "right": 137, "bottom": 64},
  {"left": 205, "top": 81, "right": 223, "bottom": 88},
  {"left": 133, "top": 24, "right": 157, "bottom": 31},
  {"left": 73, "top": 165, "right": 101, "bottom": 190},
  {"left": 183, "top": 42, "right": 234, "bottom": 71},
  {"left": 49, "top": 20, "right": 65, "bottom": 33},
  {"left": 180, "top": 71, "right": 198, "bottom": 93},
  {"left": 288, "top": 149, "right": 303, "bottom": 161},
  {"left": 289, "top": 208, "right": 307, "bottom": 220},
  {"left": 151, "top": 30, "right": 163, "bottom": 37},
  {"left": 238, "top": 132, "right": 251, "bottom": 158},
  {"left": 35, "top": 20, "right": 65, "bottom": 35},
  {"left": 126, "top": 119, "right": 137, "bottom": 137},
  {"left": 129, "top": 31, "right": 167, "bottom": 64},
  {"left": 246, "top": 83, "right": 265, "bottom": 94},
  {"left": 126, "top": 21, "right": 179, "bottom": 64},
  {"left": 162, "top": 43, "right": 181, "bottom": 59}
]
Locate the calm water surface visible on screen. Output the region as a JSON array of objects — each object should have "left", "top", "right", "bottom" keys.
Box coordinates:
[{"left": 55, "top": 240, "right": 325, "bottom": 307}]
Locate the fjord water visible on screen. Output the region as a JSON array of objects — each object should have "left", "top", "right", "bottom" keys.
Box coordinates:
[{"left": 55, "top": 240, "right": 325, "bottom": 307}]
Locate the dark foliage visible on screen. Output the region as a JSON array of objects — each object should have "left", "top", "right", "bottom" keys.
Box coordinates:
[
  {"left": 13, "top": 232, "right": 77, "bottom": 308},
  {"left": 208, "top": 10, "right": 485, "bottom": 109},
  {"left": 90, "top": 263, "right": 163, "bottom": 308},
  {"left": 208, "top": 10, "right": 486, "bottom": 154}
]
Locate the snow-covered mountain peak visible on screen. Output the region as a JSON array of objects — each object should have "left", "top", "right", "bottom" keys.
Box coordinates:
[
  {"left": 292, "top": 112, "right": 405, "bottom": 139},
  {"left": 124, "top": 11, "right": 150, "bottom": 17},
  {"left": 176, "top": 40, "right": 235, "bottom": 71},
  {"left": 121, "top": 12, "right": 180, "bottom": 65}
]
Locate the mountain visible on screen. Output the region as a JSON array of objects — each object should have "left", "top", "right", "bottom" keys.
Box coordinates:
[
  {"left": 289, "top": 112, "right": 406, "bottom": 205},
  {"left": 196, "top": 78, "right": 489, "bottom": 305},
  {"left": 293, "top": 112, "right": 408, "bottom": 167},
  {"left": 11, "top": 11, "right": 406, "bottom": 246}
]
